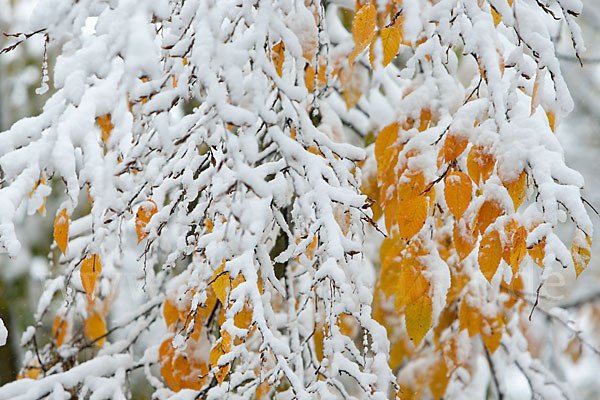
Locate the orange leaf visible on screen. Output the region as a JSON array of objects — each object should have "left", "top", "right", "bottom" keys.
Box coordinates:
[
  {"left": 404, "top": 294, "right": 432, "bottom": 347},
  {"left": 474, "top": 199, "right": 503, "bottom": 236},
  {"left": 418, "top": 108, "right": 432, "bottom": 132},
  {"left": 481, "top": 314, "right": 504, "bottom": 354},
  {"left": 81, "top": 254, "right": 102, "bottom": 301},
  {"left": 453, "top": 220, "right": 476, "bottom": 261},
  {"left": 136, "top": 199, "right": 158, "bottom": 244},
  {"left": 375, "top": 123, "right": 399, "bottom": 163},
  {"left": 234, "top": 302, "right": 254, "bottom": 331},
  {"left": 429, "top": 357, "right": 450, "bottom": 399},
  {"left": 442, "top": 133, "right": 468, "bottom": 162},
  {"left": 528, "top": 237, "right": 546, "bottom": 268},
  {"left": 531, "top": 68, "right": 544, "bottom": 115},
  {"left": 53, "top": 209, "right": 69, "bottom": 255},
  {"left": 502, "top": 170, "right": 527, "bottom": 211},
  {"left": 446, "top": 269, "right": 469, "bottom": 305},
  {"left": 29, "top": 176, "right": 47, "bottom": 215},
  {"left": 96, "top": 114, "right": 113, "bottom": 143},
  {"left": 159, "top": 338, "right": 176, "bottom": 388},
  {"left": 210, "top": 330, "right": 232, "bottom": 385},
  {"left": 459, "top": 295, "right": 481, "bottom": 337},
  {"left": 467, "top": 146, "right": 495, "bottom": 186},
  {"left": 369, "top": 36, "right": 376, "bottom": 69},
  {"left": 546, "top": 111, "right": 556, "bottom": 132},
  {"left": 271, "top": 41, "right": 285, "bottom": 77},
  {"left": 509, "top": 226, "right": 528, "bottom": 275},
  {"left": 52, "top": 315, "right": 67, "bottom": 347},
  {"left": 479, "top": 230, "right": 501, "bottom": 283},
  {"left": 572, "top": 229, "right": 592, "bottom": 278},
  {"left": 305, "top": 64, "right": 315, "bottom": 93},
  {"left": 84, "top": 310, "right": 106, "bottom": 347},
  {"left": 444, "top": 171, "right": 472, "bottom": 220},
  {"left": 396, "top": 195, "right": 428, "bottom": 241},
  {"left": 163, "top": 299, "right": 179, "bottom": 329}
]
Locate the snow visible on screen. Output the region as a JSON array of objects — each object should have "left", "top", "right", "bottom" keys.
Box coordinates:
[{"left": 0, "top": 319, "right": 6, "bottom": 347}]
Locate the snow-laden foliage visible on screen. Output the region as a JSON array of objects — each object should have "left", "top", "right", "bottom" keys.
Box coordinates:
[{"left": 0, "top": 0, "right": 594, "bottom": 399}]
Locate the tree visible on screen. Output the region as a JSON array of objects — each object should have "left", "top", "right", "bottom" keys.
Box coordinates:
[{"left": 0, "top": 0, "right": 594, "bottom": 398}]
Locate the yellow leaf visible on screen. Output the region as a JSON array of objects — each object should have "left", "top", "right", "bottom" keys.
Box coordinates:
[
  {"left": 52, "top": 315, "right": 67, "bottom": 347},
  {"left": 305, "top": 63, "right": 315, "bottom": 93},
  {"left": 17, "top": 361, "right": 41, "bottom": 380},
  {"left": 96, "top": 114, "right": 113, "bottom": 143},
  {"left": 531, "top": 68, "right": 544, "bottom": 115},
  {"left": 389, "top": 337, "right": 411, "bottom": 370},
  {"left": 316, "top": 57, "right": 327, "bottom": 88},
  {"left": 467, "top": 146, "right": 495, "bottom": 186},
  {"left": 210, "top": 330, "right": 232, "bottom": 385},
  {"left": 375, "top": 123, "right": 399, "bottom": 163},
  {"left": 381, "top": 172, "right": 427, "bottom": 227},
  {"left": 81, "top": 254, "right": 102, "bottom": 301},
  {"left": 405, "top": 295, "right": 432, "bottom": 347},
  {"left": 481, "top": 314, "right": 504, "bottom": 354},
  {"left": 572, "top": 229, "right": 592, "bottom": 278},
  {"left": 502, "top": 170, "right": 527, "bottom": 210},
  {"left": 314, "top": 323, "right": 325, "bottom": 362},
  {"left": 396, "top": 258, "right": 430, "bottom": 310},
  {"left": 491, "top": 7, "right": 501, "bottom": 27},
  {"left": 381, "top": 24, "right": 401, "bottom": 66},
  {"left": 342, "top": 67, "right": 364, "bottom": 109},
  {"left": 136, "top": 199, "right": 158, "bottom": 244},
  {"left": 459, "top": 295, "right": 481, "bottom": 337},
  {"left": 444, "top": 171, "right": 472, "bottom": 221},
  {"left": 396, "top": 195, "right": 428, "bottom": 241},
  {"left": 479, "top": 230, "right": 501, "bottom": 283},
  {"left": 368, "top": 36, "right": 376, "bottom": 69},
  {"left": 271, "top": 41, "right": 285, "bottom": 77},
  {"left": 352, "top": 3, "right": 377, "bottom": 48},
  {"left": 211, "top": 263, "right": 229, "bottom": 305},
  {"left": 418, "top": 108, "right": 432, "bottom": 132},
  {"left": 84, "top": 310, "right": 106, "bottom": 347},
  {"left": 446, "top": 269, "right": 469, "bottom": 305},
  {"left": 53, "top": 209, "right": 69, "bottom": 255},
  {"left": 429, "top": 357, "right": 450, "bottom": 399},
  {"left": 378, "top": 238, "right": 405, "bottom": 298}
]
